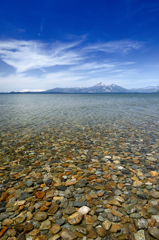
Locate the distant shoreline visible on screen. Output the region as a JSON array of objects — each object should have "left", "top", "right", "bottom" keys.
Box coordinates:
[{"left": 0, "top": 92, "right": 159, "bottom": 94}]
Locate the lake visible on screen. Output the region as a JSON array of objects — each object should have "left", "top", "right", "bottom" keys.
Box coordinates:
[{"left": 0, "top": 93, "right": 159, "bottom": 162}]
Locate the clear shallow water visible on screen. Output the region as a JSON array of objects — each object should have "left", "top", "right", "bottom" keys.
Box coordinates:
[{"left": 0, "top": 93, "right": 159, "bottom": 157}]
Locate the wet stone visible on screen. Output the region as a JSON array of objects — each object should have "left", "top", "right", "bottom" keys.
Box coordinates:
[
  {"left": 150, "top": 191, "right": 159, "bottom": 199},
  {"left": 130, "top": 213, "right": 141, "bottom": 218},
  {"left": 51, "top": 224, "right": 61, "bottom": 234},
  {"left": 56, "top": 186, "right": 67, "bottom": 191},
  {"left": 7, "top": 229, "right": 16, "bottom": 237},
  {"left": 34, "top": 212, "right": 48, "bottom": 221},
  {"left": 126, "top": 204, "right": 137, "bottom": 214},
  {"left": 64, "top": 189, "right": 73, "bottom": 198},
  {"left": 39, "top": 219, "right": 51, "bottom": 230},
  {"left": 0, "top": 213, "right": 12, "bottom": 221},
  {"left": 102, "top": 220, "right": 112, "bottom": 230},
  {"left": 61, "top": 228, "right": 77, "bottom": 240},
  {"left": 19, "top": 192, "right": 31, "bottom": 200},
  {"left": 64, "top": 206, "right": 76, "bottom": 215},
  {"left": 48, "top": 202, "right": 59, "bottom": 215},
  {"left": 96, "top": 225, "right": 107, "bottom": 237},
  {"left": 148, "top": 226, "right": 159, "bottom": 239},
  {"left": 134, "top": 218, "right": 148, "bottom": 229},
  {"left": 73, "top": 201, "right": 86, "bottom": 207},
  {"left": 25, "top": 180, "right": 33, "bottom": 187},
  {"left": 75, "top": 226, "right": 87, "bottom": 235},
  {"left": 68, "top": 212, "right": 83, "bottom": 225},
  {"left": 78, "top": 206, "right": 90, "bottom": 215},
  {"left": 55, "top": 219, "right": 65, "bottom": 226},
  {"left": 1, "top": 103, "right": 159, "bottom": 240},
  {"left": 134, "top": 230, "right": 146, "bottom": 240}
]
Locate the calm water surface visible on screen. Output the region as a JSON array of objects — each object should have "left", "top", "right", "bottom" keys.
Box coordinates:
[{"left": 0, "top": 94, "right": 159, "bottom": 157}]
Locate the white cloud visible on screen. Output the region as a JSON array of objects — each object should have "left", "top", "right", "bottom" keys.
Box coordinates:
[
  {"left": 0, "top": 39, "right": 83, "bottom": 73},
  {"left": 0, "top": 38, "right": 146, "bottom": 91},
  {"left": 0, "top": 39, "right": 143, "bottom": 74},
  {"left": 84, "top": 40, "right": 143, "bottom": 53}
]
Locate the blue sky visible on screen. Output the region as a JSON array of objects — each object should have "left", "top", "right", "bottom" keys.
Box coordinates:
[{"left": 0, "top": 0, "right": 159, "bottom": 91}]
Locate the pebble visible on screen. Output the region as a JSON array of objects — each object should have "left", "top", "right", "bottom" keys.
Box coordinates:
[
  {"left": 134, "top": 218, "right": 148, "bottom": 229},
  {"left": 1, "top": 116, "right": 159, "bottom": 240},
  {"left": 102, "top": 220, "right": 112, "bottom": 230},
  {"left": 134, "top": 230, "right": 146, "bottom": 240},
  {"left": 39, "top": 220, "right": 51, "bottom": 230},
  {"left": 61, "top": 229, "right": 77, "bottom": 240},
  {"left": 148, "top": 226, "right": 159, "bottom": 239},
  {"left": 68, "top": 212, "right": 83, "bottom": 225},
  {"left": 34, "top": 212, "right": 48, "bottom": 221},
  {"left": 78, "top": 206, "right": 90, "bottom": 215}
]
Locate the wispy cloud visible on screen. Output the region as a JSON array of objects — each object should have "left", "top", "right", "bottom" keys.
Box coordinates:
[
  {"left": 0, "top": 38, "right": 145, "bottom": 91},
  {"left": 84, "top": 40, "right": 143, "bottom": 53},
  {"left": 0, "top": 39, "right": 83, "bottom": 73},
  {"left": 0, "top": 38, "right": 143, "bottom": 73}
]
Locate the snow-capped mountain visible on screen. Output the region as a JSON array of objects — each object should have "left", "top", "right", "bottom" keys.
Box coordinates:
[
  {"left": 9, "top": 83, "right": 159, "bottom": 93},
  {"left": 46, "top": 82, "right": 128, "bottom": 93},
  {"left": 130, "top": 86, "right": 159, "bottom": 93}
]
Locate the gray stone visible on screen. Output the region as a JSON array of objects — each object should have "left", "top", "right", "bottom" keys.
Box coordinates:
[
  {"left": 0, "top": 207, "right": 6, "bottom": 213},
  {"left": 147, "top": 207, "right": 157, "bottom": 215},
  {"left": 130, "top": 213, "right": 141, "bottom": 219},
  {"left": 75, "top": 226, "right": 87, "bottom": 235},
  {"left": 73, "top": 201, "right": 86, "bottom": 207},
  {"left": 60, "top": 198, "right": 68, "bottom": 209},
  {"left": 155, "top": 185, "right": 159, "bottom": 191},
  {"left": 64, "top": 206, "right": 76, "bottom": 215},
  {"left": 151, "top": 215, "right": 159, "bottom": 222},
  {"left": 148, "top": 226, "right": 159, "bottom": 239},
  {"left": 25, "top": 180, "right": 33, "bottom": 187},
  {"left": 134, "top": 230, "right": 146, "bottom": 240},
  {"left": 150, "top": 191, "right": 159, "bottom": 199},
  {"left": 134, "top": 218, "right": 148, "bottom": 229},
  {"left": 61, "top": 223, "right": 71, "bottom": 229},
  {"left": 132, "top": 165, "right": 139, "bottom": 170},
  {"left": 65, "top": 189, "right": 73, "bottom": 198},
  {"left": 31, "top": 220, "right": 41, "bottom": 229},
  {"left": 95, "top": 170, "right": 102, "bottom": 176},
  {"left": 15, "top": 189, "right": 22, "bottom": 199},
  {"left": 75, "top": 179, "right": 87, "bottom": 188},
  {"left": 97, "top": 216, "right": 105, "bottom": 222},
  {"left": 19, "top": 192, "right": 32, "bottom": 200},
  {"left": 126, "top": 204, "right": 137, "bottom": 214},
  {"left": 53, "top": 210, "right": 63, "bottom": 219},
  {"left": 112, "top": 175, "right": 118, "bottom": 181},
  {"left": 131, "top": 199, "right": 138, "bottom": 205},
  {"left": 114, "top": 190, "right": 122, "bottom": 196},
  {"left": 55, "top": 219, "right": 65, "bottom": 226},
  {"left": 56, "top": 186, "right": 67, "bottom": 191}
]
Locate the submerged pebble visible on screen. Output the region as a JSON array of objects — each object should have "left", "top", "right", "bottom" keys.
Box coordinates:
[{"left": 0, "top": 94, "right": 159, "bottom": 239}]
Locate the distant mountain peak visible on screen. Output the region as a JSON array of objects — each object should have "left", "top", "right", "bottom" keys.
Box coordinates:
[
  {"left": 10, "top": 83, "right": 159, "bottom": 94},
  {"left": 95, "top": 82, "right": 106, "bottom": 87}
]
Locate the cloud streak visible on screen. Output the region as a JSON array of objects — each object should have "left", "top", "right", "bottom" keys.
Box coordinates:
[
  {"left": 0, "top": 37, "right": 146, "bottom": 91},
  {"left": 0, "top": 39, "right": 83, "bottom": 73},
  {"left": 84, "top": 40, "right": 143, "bottom": 53},
  {"left": 0, "top": 38, "right": 143, "bottom": 73}
]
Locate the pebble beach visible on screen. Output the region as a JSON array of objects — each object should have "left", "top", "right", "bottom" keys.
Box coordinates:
[{"left": 0, "top": 93, "right": 159, "bottom": 240}]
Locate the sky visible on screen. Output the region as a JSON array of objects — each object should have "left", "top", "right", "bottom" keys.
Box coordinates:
[{"left": 0, "top": 0, "right": 159, "bottom": 92}]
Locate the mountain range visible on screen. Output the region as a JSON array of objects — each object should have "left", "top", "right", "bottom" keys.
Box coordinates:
[
  {"left": 45, "top": 82, "right": 159, "bottom": 93},
  {"left": 9, "top": 82, "right": 159, "bottom": 94}
]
